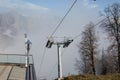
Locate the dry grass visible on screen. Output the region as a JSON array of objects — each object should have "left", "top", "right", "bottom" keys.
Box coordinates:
[{"left": 62, "top": 74, "right": 120, "bottom": 80}]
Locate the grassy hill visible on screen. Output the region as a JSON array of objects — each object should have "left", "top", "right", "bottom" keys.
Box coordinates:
[{"left": 62, "top": 74, "right": 120, "bottom": 80}]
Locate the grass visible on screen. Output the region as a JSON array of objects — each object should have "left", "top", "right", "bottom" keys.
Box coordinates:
[{"left": 62, "top": 74, "right": 120, "bottom": 80}]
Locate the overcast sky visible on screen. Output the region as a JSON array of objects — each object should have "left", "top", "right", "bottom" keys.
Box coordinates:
[{"left": 0, "top": 0, "right": 120, "bottom": 80}]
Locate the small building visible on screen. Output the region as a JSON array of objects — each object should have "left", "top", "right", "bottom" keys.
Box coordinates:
[{"left": 0, "top": 54, "right": 37, "bottom": 80}]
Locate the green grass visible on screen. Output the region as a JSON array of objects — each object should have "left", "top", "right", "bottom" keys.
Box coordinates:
[{"left": 62, "top": 74, "right": 120, "bottom": 80}]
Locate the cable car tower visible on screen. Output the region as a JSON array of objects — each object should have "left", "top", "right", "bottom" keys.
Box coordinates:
[{"left": 46, "top": 37, "right": 73, "bottom": 80}]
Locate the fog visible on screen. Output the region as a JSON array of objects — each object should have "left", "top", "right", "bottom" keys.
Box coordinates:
[{"left": 0, "top": 0, "right": 116, "bottom": 80}]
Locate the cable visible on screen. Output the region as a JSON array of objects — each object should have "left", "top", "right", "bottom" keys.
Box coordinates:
[
  {"left": 40, "top": 13, "right": 107, "bottom": 80},
  {"left": 94, "top": 17, "right": 107, "bottom": 27},
  {"left": 73, "top": 17, "right": 107, "bottom": 40},
  {"left": 46, "top": 0, "right": 101, "bottom": 79},
  {"left": 37, "top": 46, "right": 47, "bottom": 79},
  {"left": 46, "top": 0, "right": 78, "bottom": 77},
  {"left": 47, "top": 48, "right": 67, "bottom": 79},
  {"left": 50, "top": 0, "right": 78, "bottom": 37}
]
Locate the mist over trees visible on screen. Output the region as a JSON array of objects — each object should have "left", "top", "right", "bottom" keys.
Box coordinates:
[
  {"left": 76, "top": 22, "right": 97, "bottom": 75},
  {"left": 76, "top": 3, "right": 120, "bottom": 75},
  {"left": 102, "top": 3, "right": 120, "bottom": 73}
]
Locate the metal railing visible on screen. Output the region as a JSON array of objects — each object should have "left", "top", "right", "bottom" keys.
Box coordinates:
[{"left": 0, "top": 54, "right": 33, "bottom": 64}]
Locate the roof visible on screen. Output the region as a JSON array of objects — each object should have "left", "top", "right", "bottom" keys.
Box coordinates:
[{"left": 0, "top": 65, "right": 26, "bottom": 80}]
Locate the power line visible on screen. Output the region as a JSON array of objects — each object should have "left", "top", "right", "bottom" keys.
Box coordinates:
[{"left": 50, "top": 0, "right": 78, "bottom": 37}]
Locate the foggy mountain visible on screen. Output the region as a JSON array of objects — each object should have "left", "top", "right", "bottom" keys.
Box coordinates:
[{"left": 0, "top": 11, "right": 27, "bottom": 51}]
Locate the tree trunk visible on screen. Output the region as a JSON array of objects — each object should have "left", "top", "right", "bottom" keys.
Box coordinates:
[
  {"left": 118, "top": 42, "right": 120, "bottom": 73},
  {"left": 91, "top": 52, "right": 96, "bottom": 75}
]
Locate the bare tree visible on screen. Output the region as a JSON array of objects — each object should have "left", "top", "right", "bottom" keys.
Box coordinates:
[
  {"left": 76, "top": 22, "right": 97, "bottom": 75},
  {"left": 101, "top": 3, "right": 120, "bottom": 73}
]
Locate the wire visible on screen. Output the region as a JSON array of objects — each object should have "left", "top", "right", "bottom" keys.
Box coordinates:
[
  {"left": 73, "top": 17, "right": 107, "bottom": 40},
  {"left": 37, "top": 46, "right": 47, "bottom": 79},
  {"left": 50, "top": 0, "right": 78, "bottom": 37},
  {"left": 46, "top": 0, "right": 78, "bottom": 76},
  {"left": 94, "top": 17, "right": 107, "bottom": 27},
  {"left": 46, "top": 0, "right": 78, "bottom": 77},
  {"left": 47, "top": 62, "right": 57, "bottom": 79},
  {"left": 47, "top": 48, "right": 67, "bottom": 79},
  {"left": 46, "top": 0, "right": 103, "bottom": 79},
  {"left": 46, "top": 17, "right": 108, "bottom": 79}
]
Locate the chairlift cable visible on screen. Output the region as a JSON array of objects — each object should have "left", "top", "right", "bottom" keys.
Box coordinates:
[
  {"left": 37, "top": 45, "right": 47, "bottom": 78},
  {"left": 50, "top": 0, "right": 78, "bottom": 37},
  {"left": 73, "top": 17, "right": 107, "bottom": 40},
  {"left": 47, "top": 48, "right": 68, "bottom": 78}
]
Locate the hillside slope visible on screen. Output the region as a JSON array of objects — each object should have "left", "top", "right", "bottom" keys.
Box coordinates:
[{"left": 62, "top": 74, "right": 120, "bottom": 80}]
